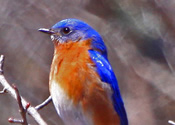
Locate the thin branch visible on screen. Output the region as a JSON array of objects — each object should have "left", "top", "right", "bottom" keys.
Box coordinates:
[
  {"left": 0, "top": 55, "right": 4, "bottom": 75},
  {"left": 0, "top": 88, "right": 7, "bottom": 94},
  {"left": 35, "top": 96, "right": 52, "bottom": 111},
  {"left": 10, "top": 84, "right": 28, "bottom": 125},
  {"left": 8, "top": 118, "right": 23, "bottom": 124},
  {"left": 0, "top": 55, "right": 48, "bottom": 125},
  {"left": 169, "top": 120, "right": 175, "bottom": 125}
]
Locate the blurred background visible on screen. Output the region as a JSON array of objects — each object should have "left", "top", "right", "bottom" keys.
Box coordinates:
[{"left": 0, "top": 0, "right": 175, "bottom": 125}]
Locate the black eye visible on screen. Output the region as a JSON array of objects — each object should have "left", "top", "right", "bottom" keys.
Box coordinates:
[{"left": 62, "top": 27, "right": 71, "bottom": 35}]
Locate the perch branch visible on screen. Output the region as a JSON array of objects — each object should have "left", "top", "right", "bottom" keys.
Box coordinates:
[
  {"left": 35, "top": 96, "right": 52, "bottom": 111},
  {"left": 0, "top": 55, "right": 48, "bottom": 125}
]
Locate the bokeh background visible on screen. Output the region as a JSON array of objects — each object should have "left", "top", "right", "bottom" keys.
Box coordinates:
[{"left": 0, "top": 0, "right": 175, "bottom": 125}]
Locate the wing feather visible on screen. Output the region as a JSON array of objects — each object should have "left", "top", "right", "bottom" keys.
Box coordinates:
[{"left": 88, "top": 50, "right": 128, "bottom": 125}]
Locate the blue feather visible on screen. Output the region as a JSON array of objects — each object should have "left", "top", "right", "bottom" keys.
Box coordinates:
[{"left": 89, "top": 50, "right": 128, "bottom": 125}]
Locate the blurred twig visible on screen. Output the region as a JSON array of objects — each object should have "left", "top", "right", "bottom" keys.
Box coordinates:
[
  {"left": 0, "top": 55, "right": 48, "bottom": 125},
  {"left": 168, "top": 120, "right": 175, "bottom": 125}
]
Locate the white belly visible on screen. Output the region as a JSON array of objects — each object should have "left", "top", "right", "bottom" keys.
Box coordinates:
[{"left": 50, "top": 80, "right": 92, "bottom": 125}]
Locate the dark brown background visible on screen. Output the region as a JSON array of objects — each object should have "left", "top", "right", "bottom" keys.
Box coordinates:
[{"left": 0, "top": 0, "right": 175, "bottom": 125}]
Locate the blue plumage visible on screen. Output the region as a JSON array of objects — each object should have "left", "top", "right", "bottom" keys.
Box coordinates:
[
  {"left": 43, "top": 18, "right": 128, "bottom": 125},
  {"left": 89, "top": 50, "right": 128, "bottom": 125}
]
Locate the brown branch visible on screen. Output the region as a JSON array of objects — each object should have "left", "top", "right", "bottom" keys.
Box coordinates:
[
  {"left": 8, "top": 84, "right": 29, "bottom": 125},
  {"left": 14, "top": 85, "right": 28, "bottom": 124},
  {"left": 0, "top": 55, "right": 48, "bottom": 125}
]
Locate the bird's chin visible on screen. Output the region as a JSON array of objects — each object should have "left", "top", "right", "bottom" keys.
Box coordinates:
[
  {"left": 50, "top": 35, "right": 55, "bottom": 41},
  {"left": 50, "top": 35, "right": 61, "bottom": 44},
  {"left": 50, "top": 36, "right": 82, "bottom": 44}
]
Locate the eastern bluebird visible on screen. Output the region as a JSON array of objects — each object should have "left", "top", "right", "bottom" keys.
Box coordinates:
[{"left": 39, "top": 19, "right": 128, "bottom": 125}]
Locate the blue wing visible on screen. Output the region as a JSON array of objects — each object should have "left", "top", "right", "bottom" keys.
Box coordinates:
[{"left": 88, "top": 50, "right": 128, "bottom": 125}]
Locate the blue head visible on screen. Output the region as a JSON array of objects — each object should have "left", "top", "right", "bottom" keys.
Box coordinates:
[{"left": 39, "top": 18, "right": 107, "bottom": 56}]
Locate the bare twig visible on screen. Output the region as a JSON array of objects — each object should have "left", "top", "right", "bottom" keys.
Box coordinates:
[
  {"left": 8, "top": 117, "right": 23, "bottom": 124},
  {"left": 0, "top": 88, "right": 7, "bottom": 94},
  {"left": 0, "top": 55, "right": 4, "bottom": 75},
  {"left": 35, "top": 96, "right": 52, "bottom": 111},
  {"left": 0, "top": 55, "right": 48, "bottom": 125},
  {"left": 169, "top": 120, "right": 175, "bottom": 125},
  {"left": 9, "top": 84, "right": 28, "bottom": 125}
]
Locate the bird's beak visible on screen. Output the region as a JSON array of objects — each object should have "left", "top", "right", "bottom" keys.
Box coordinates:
[{"left": 38, "top": 28, "right": 55, "bottom": 34}]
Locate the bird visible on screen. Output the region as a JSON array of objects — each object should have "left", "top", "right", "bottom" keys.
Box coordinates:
[{"left": 39, "top": 18, "right": 128, "bottom": 125}]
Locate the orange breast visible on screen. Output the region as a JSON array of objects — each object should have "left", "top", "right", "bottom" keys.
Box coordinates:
[{"left": 50, "top": 40, "right": 120, "bottom": 125}]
